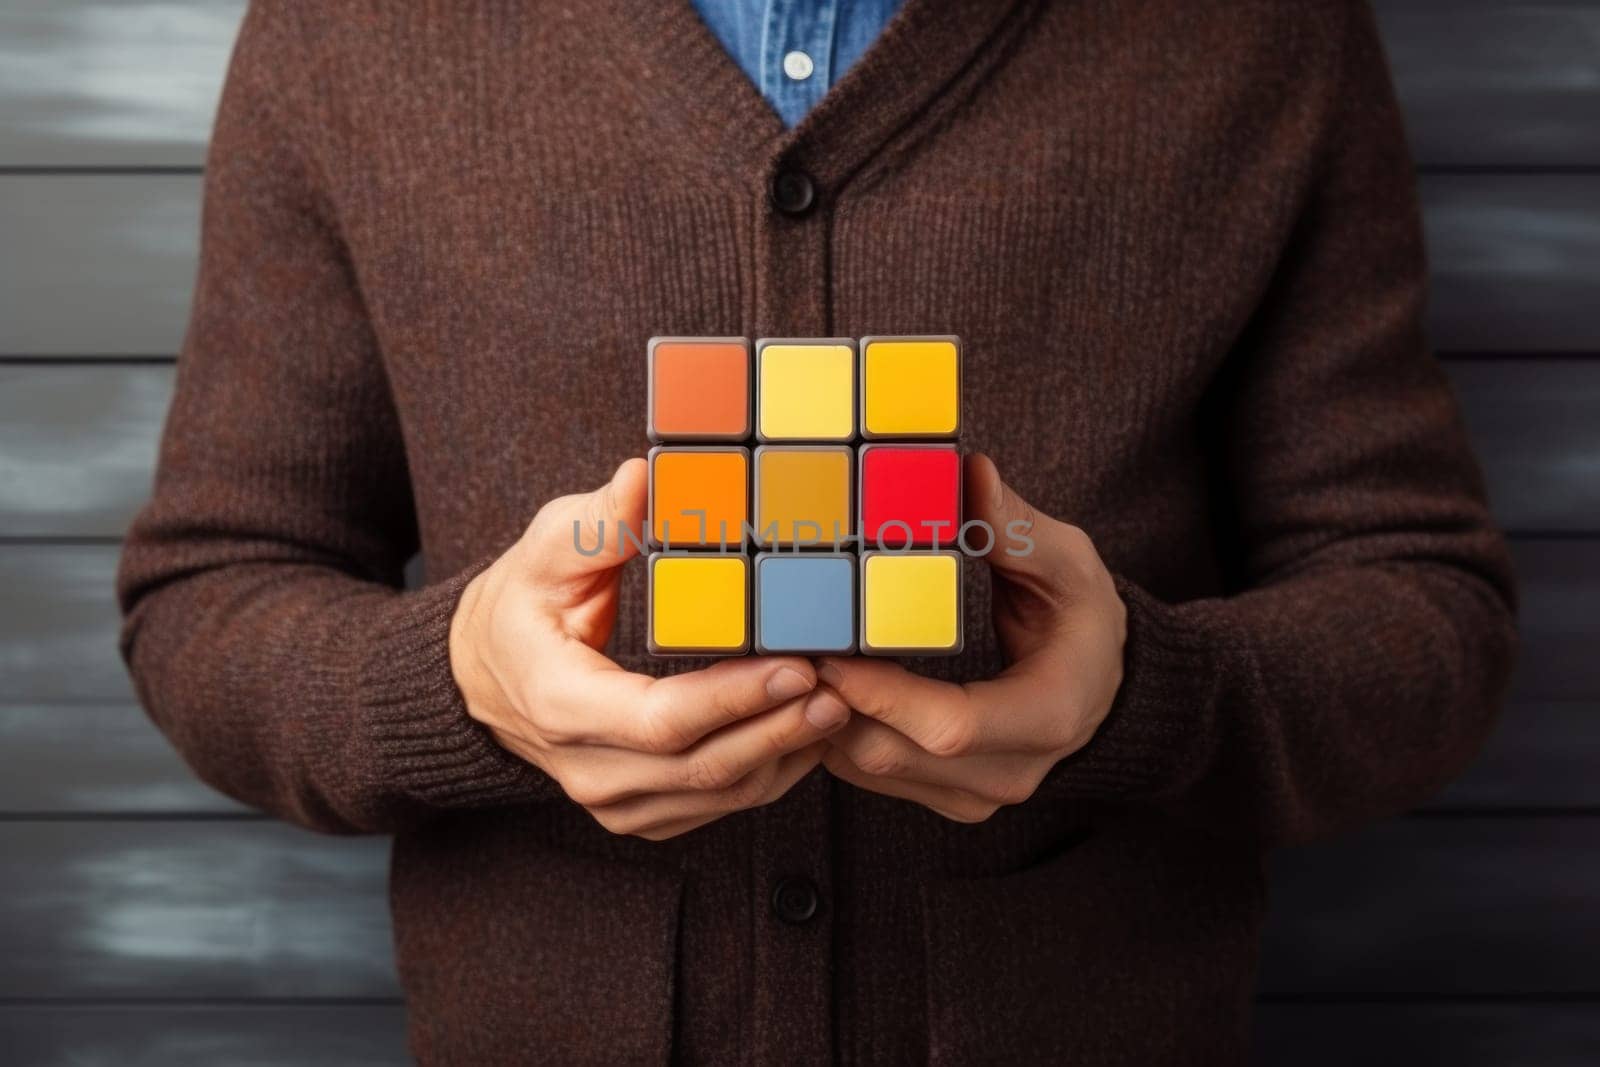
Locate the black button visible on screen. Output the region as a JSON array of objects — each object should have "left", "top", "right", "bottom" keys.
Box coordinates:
[
  {"left": 771, "top": 876, "right": 820, "bottom": 924},
  {"left": 770, "top": 169, "right": 816, "bottom": 216}
]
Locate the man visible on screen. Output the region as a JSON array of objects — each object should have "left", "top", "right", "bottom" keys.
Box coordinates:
[{"left": 118, "top": 0, "right": 1516, "bottom": 1062}]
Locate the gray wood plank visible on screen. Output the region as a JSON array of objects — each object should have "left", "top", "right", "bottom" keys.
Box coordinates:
[
  {"left": 0, "top": 175, "right": 200, "bottom": 356},
  {"left": 1254, "top": 1002, "right": 1600, "bottom": 1066},
  {"left": 1, "top": 2, "right": 1596, "bottom": 169},
  {"left": 0, "top": 704, "right": 243, "bottom": 813},
  {"left": 0, "top": 1003, "right": 408, "bottom": 1067},
  {"left": 0, "top": 545, "right": 132, "bottom": 703},
  {"left": 1378, "top": 0, "right": 1600, "bottom": 168},
  {"left": 1511, "top": 538, "right": 1600, "bottom": 702},
  {"left": 0, "top": 821, "right": 397, "bottom": 997},
  {"left": 2, "top": 359, "right": 1597, "bottom": 538},
  {"left": 1438, "top": 701, "right": 1600, "bottom": 809},
  {"left": 0, "top": 364, "right": 170, "bottom": 538},
  {"left": 1448, "top": 359, "right": 1600, "bottom": 535},
  {"left": 1425, "top": 176, "right": 1600, "bottom": 354},
  {"left": 2, "top": 179, "right": 1598, "bottom": 358},
  {"left": 1260, "top": 816, "right": 1600, "bottom": 994},
  {"left": 0, "top": 0, "right": 243, "bottom": 167}
]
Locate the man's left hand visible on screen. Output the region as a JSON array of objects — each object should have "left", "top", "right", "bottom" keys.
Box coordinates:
[{"left": 820, "top": 454, "right": 1127, "bottom": 822}]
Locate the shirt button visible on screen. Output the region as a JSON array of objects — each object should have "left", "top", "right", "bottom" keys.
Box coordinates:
[
  {"left": 771, "top": 876, "right": 820, "bottom": 925},
  {"left": 782, "top": 50, "right": 815, "bottom": 81},
  {"left": 770, "top": 169, "right": 816, "bottom": 216}
]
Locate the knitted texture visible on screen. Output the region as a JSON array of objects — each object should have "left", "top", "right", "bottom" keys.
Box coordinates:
[{"left": 117, "top": 0, "right": 1517, "bottom": 1062}]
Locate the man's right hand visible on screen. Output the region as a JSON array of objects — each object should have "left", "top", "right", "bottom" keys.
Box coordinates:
[{"left": 448, "top": 458, "right": 849, "bottom": 840}]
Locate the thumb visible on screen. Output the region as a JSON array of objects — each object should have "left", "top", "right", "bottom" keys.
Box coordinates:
[
  {"left": 963, "top": 453, "right": 1076, "bottom": 588},
  {"left": 525, "top": 458, "right": 649, "bottom": 581}
]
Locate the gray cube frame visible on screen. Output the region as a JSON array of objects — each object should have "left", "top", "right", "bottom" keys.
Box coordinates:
[
  {"left": 858, "top": 549, "right": 966, "bottom": 657},
  {"left": 646, "top": 444, "right": 751, "bottom": 550},
  {"left": 754, "top": 337, "right": 859, "bottom": 443},
  {"left": 752, "top": 551, "right": 859, "bottom": 656},
  {"left": 646, "top": 335, "right": 752, "bottom": 443},
  {"left": 857, "top": 334, "right": 963, "bottom": 440},
  {"left": 646, "top": 551, "right": 752, "bottom": 657}
]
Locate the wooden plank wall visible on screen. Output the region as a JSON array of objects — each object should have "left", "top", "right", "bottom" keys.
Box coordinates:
[{"left": 0, "top": 1, "right": 1595, "bottom": 1062}]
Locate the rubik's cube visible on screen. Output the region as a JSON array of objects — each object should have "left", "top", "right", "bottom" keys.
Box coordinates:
[{"left": 645, "top": 336, "right": 964, "bottom": 657}]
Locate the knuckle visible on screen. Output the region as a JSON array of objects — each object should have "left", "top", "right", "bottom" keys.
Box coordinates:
[
  {"left": 855, "top": 688, "right": 900, "bottom": 722},
  {"left": 517, "top": 676, "right": 571, "bottom": 746},
  {"left": 1045, "top": 701, "right": 1091, "bottom": 754},
  {"left": 523, "top": 493, "right": 580, "bottom": 552},
  {"left": 1015, "top": 498, "right": 1039, "bottom": 536},
  {"left": 637, "top": 697, "right": 692, "bottom": 754},
  {"left": 589, "top": 808, "right": 632, "bottom": 836},
  {"left": 990, "top": 773, "right": 1040, "bottom": 808},
  {"left": 532, "top": 708, "right": 579, "bottom": 747},
  {"left": 758, "top": 716, "right": 804, "bottom": 760},
  {"left": 559, "top": 773, "right": 602, "bottom": 807},
  {"left": 1062, "top": 522, "right": 1093, "bottom": 553},
  {"left": 682, "top": 753, "right": 740, "bottom": 793},
  {"left": 540, "top": 723, "right": 581, "bottom": 749},
  {"left": 707, "top": 683, "right": 752, "bottom": 725},
  {"left": 519, "top": 510, "right": 549, "bottom": 548},
  {"left": 924, "top": 713, "right": 978, "bottom": 758},
  {"left": 723, "top": 764, "right": 776, "bottom": 810},
  {"left": 633, "top": 824, "right": 676, "bottom": 842},
  {"left": 855, "top": 739, "right": 910, "bottom": 778},
  {"left": 948, "top": 800, "right": 1002, "bottom": 824},
  {"left": 562, "top": 769, "right": 620, "bottom": 808},
  {"left": 971, "top": 801, "right": 1004, "bottom": 822}
]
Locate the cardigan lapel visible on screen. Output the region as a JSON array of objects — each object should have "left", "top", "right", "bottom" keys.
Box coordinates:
[
  {"left": 609, "top": 0, "right": 1036, "bottom": 193},
  {"left": 603, "top": 0, "right": 789, "bottom": 176},
  {"left": 782, "top": 0, "right": 1037, "bottom": 191}
]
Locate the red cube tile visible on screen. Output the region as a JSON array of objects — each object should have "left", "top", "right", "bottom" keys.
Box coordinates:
[{"left": 858, "top": 444, "right": 961, "bottom": 550}]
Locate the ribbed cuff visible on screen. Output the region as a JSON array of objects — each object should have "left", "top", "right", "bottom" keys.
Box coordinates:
[
  {"left": 360, "top": 559, "right": 556, "bottom": 811},
  {"left": 1039, "top": 577, "right": 1223, "bottom": 805}
]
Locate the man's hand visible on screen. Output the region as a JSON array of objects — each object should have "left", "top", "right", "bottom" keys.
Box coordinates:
[
  {"left": 450, "top": 459, "right": 850, "bottom": 840},
  {"left": 820, "top": 453, "right": 1126, "bottom": 822}
]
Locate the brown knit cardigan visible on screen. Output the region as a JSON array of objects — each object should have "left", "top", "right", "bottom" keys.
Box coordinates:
[{"left": 117, "top": 1, "right": 1517, "bottom": 1062}]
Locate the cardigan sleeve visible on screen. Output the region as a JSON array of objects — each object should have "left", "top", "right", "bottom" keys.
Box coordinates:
[
  {"left": 1040, "top": 1, "right": 1517, "bottom": 846},
  {"left": 116, "top": 2, "right": 555, "bottom": 834}
]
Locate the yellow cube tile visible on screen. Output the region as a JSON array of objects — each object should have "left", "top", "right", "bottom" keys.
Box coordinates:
[
  {"left": 860, "top": 551, "right": 963, "bottom": 655},
  {"left": 649, "top": 553, "right": 750, "bottom": 655},
  {"left": 757, "top": 338, "right": 856, "bottom": 441},
  {"left": 860, "top": 336, "right": 961, "bottom": 438}
]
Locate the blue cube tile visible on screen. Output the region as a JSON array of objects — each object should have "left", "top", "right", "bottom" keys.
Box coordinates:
[{"left": 754, "top": 553, "right": 857, "bottom": 655}]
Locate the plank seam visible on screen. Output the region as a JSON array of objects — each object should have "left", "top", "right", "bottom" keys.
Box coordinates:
[
  {"left": 0, "top": 166, "right": 202, "bottom": 177},
  {"left": 0, "top": 812, "right": 270, "bottom": 823},
  {"left": 0, "top": 355, "right": 177, "bottom": 365},
  {"left": 1417, "top": 164, "right": 1600, "bottom": 177},
  {"left": 1258, "top": 993, "right": 1600, "bottom": 1005}
]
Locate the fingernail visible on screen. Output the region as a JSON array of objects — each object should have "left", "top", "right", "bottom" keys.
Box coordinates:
[
  {"left": 766, "top": 667, "right": 814, "bottom": 702},
  {"left": 804, "top": 689, "right": 850, "bottom": 732},
  {"left": 816, "top": 661, "right": 844, "bottom": 689}
]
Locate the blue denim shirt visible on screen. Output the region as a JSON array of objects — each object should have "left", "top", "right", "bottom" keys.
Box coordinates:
[{"left": 690, "top": 0, "right": 905, "bottom": 127}]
